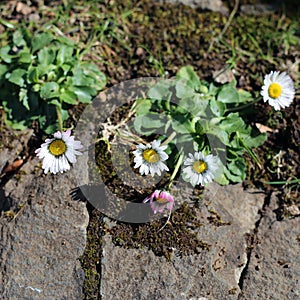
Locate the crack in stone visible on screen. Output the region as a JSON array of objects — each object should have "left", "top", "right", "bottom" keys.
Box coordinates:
[{"left": 237, "top": 190, "right": 273, "bottom": 296}]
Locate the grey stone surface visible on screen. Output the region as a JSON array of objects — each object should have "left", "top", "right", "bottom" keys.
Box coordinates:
[
  {"left": 0, "top": 129, "right": 33, "bottom": 175},
  {"left": 157, "top": 0, "right": 228, "bottom": 15},
  {"left": 0, "top": 159, "right": 89, "bottom": 300},
  {"left": 239, "top": 194, "right": 300, "bottom": 300},
  {"left": 100, "top": 183, "right": 265, "bottom": 299}
]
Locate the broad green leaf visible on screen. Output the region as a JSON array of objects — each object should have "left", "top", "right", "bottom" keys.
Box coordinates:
[
  {"left": 133, "top": 114, "right": 165, "bottom": 135},
  {"left": 0, "top": 45, "right": 15, "bottom": 63},
  {"left": 147, "top": 81, "right": 171, "bottom": 100},
  {"left": 68, "top": 86, "right": 96, "bottom": 103},
  {"left": 135, "top": 99, "right": 152, "bottom": 115},
  {"left": 28, "top": 66, "right": 39, "bottom": 83},
  {"left": 176, "top": 66, "right": 201, "bottom": 90},
  {"left": 8, "top": 68, "right": 27, "bottom": 86},
  {"left": 175, "top": 80, "right": 195, "bottom": 98},
  {"left": 13, "top": 30, "right": 27, "bottom": 47},
  {"left": 238, "top": 89, "right": 253, "bottom": 103},
  {"left": 209, "top": 99, "right": 226, "bottom": 117},
  {"left": 227, "top": 158, "right": 246, "bottom": 177},
  {"left": 0, "top": 64, "right": 8, "bottom": 80},
  {"left": 18, "top": 51, "right": 32, "bottom": 64},
  {"left": 81, "top": 62, "right": 105, "bottom": 80},
  {"left": 217, "top": 85, "right": 239, "bottom": 103},
  {"left": 32, "top": 32, "right": 53, "bottom": 53},
  {"left": 179, "top": 95, "right": 208, "bottom": 117},
  {"left": 57, "top": 45, "right": 74, "bottom": 65},
  {"left": 224, "top": 167, "right": 244, "bottom": 183},
  {"left": 219, "top": 113, "right": 245, "bottom": 134},
  {"left": 71, "top": 66, "right": 94, "bottom": 86},
  {"left": 60, "top": 90, "right": 78, "bottom": 105},
  {"left": 40, "top": 82, "right": 59, "bottom": 99},
  {"left": 239, "top": 131, "right": 267, "bottom": 148},
  {"left": 38, "top": 47, "right": 56, "bottom": 65}
]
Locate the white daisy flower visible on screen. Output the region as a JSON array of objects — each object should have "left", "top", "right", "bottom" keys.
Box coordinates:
[
  {"left": 182, "top": 152, "right": 219, "bottom": 186},
  {"left": 35, "top": 130, "right": 83, "bottom": 174},
  {"left": 132, "top": 139, "right": 169, "bottom": 176},
  {"left": 260, "top": 71, "right": 295, "bottom": 111}
]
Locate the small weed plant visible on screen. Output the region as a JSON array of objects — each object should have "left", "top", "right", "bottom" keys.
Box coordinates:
[{"left": 0, "top": 28, "right": 106, "bottom": 133}]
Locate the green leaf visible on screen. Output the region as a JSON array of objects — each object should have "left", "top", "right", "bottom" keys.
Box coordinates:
[
  {"left": 32, "top": 32, "right": 53, "bottom": 53},
  {"left": 238, "top": 89, "right": 253, "bottom": 103},
  {"left": 80, "top": 62, "right": 106, "bottom": 90},
  {"left": 28, "top": 66, "right": 39, "bottom": 83},
  {"left": 135, "top": 98, "right": 152, "bottom": 115},
  {"left": 8, "top": 69, "right": 27, "bottom": 86},
  {"left": 148, "top": 80, "right": 171, "bottom": 100},
  {"left": 0, "top": 64, "right": 8, "bottom": 80},
  {"left": 209, "top": 99, "right": 226, "bottom": 117},
  {"left": 239, "top": 131, "right": 267, "bottom": 148},
  {"left": 0, "top": 45, "right": 15, "bottom": 63},
  {"left": 13, "top": 30, "right": 27, "bottom": 47},
  {"left": 59, "top": 90, "right": 78, "bottom": 105},
  {"left": 18, "top": 51, "right": 32, "bottom": 64},
  {"left": 217, "top": 84, "right": 239, "bottom": 103},
  {"left": 175, "top": 80, "right": 195, "bottom": 98},
  {"left": 219, "top": 113, "right": 246, "bottom": 134},
  {"left": 133, "top": 114, "right": 165, "bottom": 135},
  {"left": 40, "top": 82, "right": 59, "bottom": 99},
  {"left": 179, "top": 95, "right": 208, "bottom": 117},
  {"left": 57, "top": 45, "right": 74, "bottom": 65},
  {"left": 38, "top": 47, "right": 56, "bottom": 65},
  {"left": 176, "top": 66, "right": 201, "bottom": 90},
  {"left": 19, "top": 88, "right": 29, "bottom": 110},
  {"left": 227, "top": 158, "right": 246, "bottom": 177},
  {"left": 68, "top": 86, "right": 96, "bottom": 103}
]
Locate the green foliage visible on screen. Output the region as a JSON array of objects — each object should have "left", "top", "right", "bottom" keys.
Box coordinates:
[
  {"left": 134, "top": 66, "right": 267, "bottom": 184},
  {"left": 0, "top": 28, "right": 106, "bottom": 133}
]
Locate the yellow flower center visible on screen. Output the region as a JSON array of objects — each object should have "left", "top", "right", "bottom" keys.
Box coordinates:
[
  {"left": 49, "top": 139, "right": 67, "bottom": 156},
  {"left": 156, "top": 197, "right": 168, "bottom": 204},
  {"left": 192, "top": 160, "right": 207, "bottom": 174},
  {"left": 268, "top": 83, "right": 282, "bottom": 99},
  {"left": 143, "top": 149, "right": 160, "bottom": 163}
]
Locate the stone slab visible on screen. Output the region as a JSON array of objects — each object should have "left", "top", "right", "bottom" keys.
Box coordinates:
[
  {"left": 0, "top": 159, "right": 89, "bottom": 300},
  {"left": 100, "top": 183, "right": 265, "bottom": 299}
]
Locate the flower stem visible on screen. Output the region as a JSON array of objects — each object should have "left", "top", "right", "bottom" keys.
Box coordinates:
[
  {"left": 56, "top": 105, "right": 63, "bottom": 132},
  {"left": 162, "top": 131, "right": 176, "bottom": 146},
  {"left": 167, "top": 151, "right": 184, "bottom": 189},
  {"left": 226, "top": 97, "right": 261, "bottom": 112}
]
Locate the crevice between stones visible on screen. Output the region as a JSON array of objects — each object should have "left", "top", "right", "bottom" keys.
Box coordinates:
[{"left": 237, "top": 190, "right": 273, "bottom": 295}]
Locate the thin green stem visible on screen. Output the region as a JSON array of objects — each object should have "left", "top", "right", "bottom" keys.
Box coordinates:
[
  {"left": 167, "top": 151, "right": 184, "bottom": 190},
  {"left": 162, "top": 131, "right": 176, "bottom": 146},
  {"left": 263, "top": 178, "right": 300, "bottom": 185},
  {"left": 56, "top": 105, "right": 63, "bottom": 132},
  {"left": 226, "top": 97, "right": 261, "bottom": 112}
]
